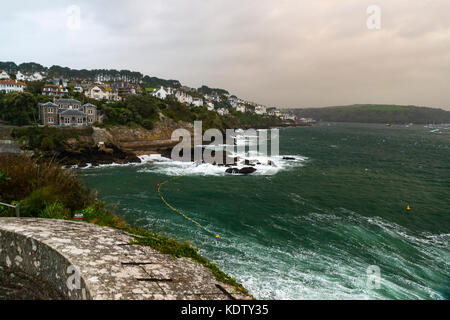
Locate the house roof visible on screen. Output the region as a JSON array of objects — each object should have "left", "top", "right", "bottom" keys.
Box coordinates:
[
  {"left": 60, "top": 109, "right": 85, "bottom": 116},
  {"left": 90, "top": 85, "right": 108, "bottom": 92},
  {"left": 82, "top": 103, "right": 97, "bottom": 108},
  {"left": 39, "top": 102, "right": 58, "bottom": 107},
  {"left": 0, "top": 80, "right": 26, "bottom": 86},
  {"left": 57, "top": 99, "right": 81, "bottom": 104}
]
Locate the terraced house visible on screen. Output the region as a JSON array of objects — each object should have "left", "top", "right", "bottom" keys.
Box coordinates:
[
  {"left": 0, "top": 70, "right": 9, "bottom": 79},
  {"left": 39, "top": 99, "right": 101, "bottom": 127},
  {"left": 0, "top": 80, "right": 25, "bottom": 93}
]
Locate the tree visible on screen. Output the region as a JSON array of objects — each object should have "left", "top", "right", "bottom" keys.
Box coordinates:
[
  {"left": 142, "top": 75, "right": 181, "bottom": 88},
  {"left": 24, "top": 81, "right": 45, "bottom": 95},
  {"left": 125, "top": 95, "right": 158, "bottom": 119},
  {"left": 18, "top": 62, "right": 46, "bottom": 74},
  {"left": 0, "top": 92, "right": 38, "bottom": 126},
  {"left": 0, "top": 61, "right": 18, "bottom": 74},
  {"left": 197, "top": 85, "right": 229, "bottom": 96}
]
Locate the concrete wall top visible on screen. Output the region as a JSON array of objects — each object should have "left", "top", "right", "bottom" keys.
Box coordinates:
[{"left": 0, "top": 218, "right": 249, "bottom": 300}]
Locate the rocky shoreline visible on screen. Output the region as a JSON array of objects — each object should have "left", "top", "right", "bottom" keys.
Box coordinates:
[
  {"left": 56, "top": 145, "right": 142, "bottom": 168},
  {"left": 8, "top": 119, "right": 309, "bottom": 172}
]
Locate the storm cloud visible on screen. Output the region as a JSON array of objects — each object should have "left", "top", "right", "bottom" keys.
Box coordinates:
[{"left": 1, "top": 0, "right": 449, "bottom": 109}]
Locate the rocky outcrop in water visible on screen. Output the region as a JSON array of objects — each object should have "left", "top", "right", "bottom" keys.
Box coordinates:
[{"left": 225, "top": 167, "right": 257, "bottom": 175}]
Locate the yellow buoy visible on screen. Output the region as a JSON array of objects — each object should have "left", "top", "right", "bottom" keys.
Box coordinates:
[
  {"left": 216, "top": 235, "right": 221, "bottom": 239},
  {"left": 406, "top": 205, "right": 411, "bottom": 212}
]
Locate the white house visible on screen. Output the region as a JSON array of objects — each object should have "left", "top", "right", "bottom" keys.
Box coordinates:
[
  {"left": 204, "top": 93, "right": 221, "bottom": 102},
  {"left": 15, "top": 71, "right": 44, "bottom": 82},
  {"left": 31, "top": 72, "right": 44, "bottom": 81},
  {"left": 255, "top": 105, "right": 267, "bottom": 115},
  {"left": 0, "top": 70, "right": 9, "bottom": 80},
  {"left": 206, "top": 101, "right": 215, "bottom": 111},
  {"left": 16, "top": 71, "right": 26, "bottom": 81},
  {"left": 42, "top": 84, "right": 59, "bottom": 96},
  {"left": 192, "top": 98, "right": 203, "bottom": 107},
  {"left": 0, "top": 80, "right": 25, "bottom": 93},
  {"left": 152, "top": 86, "right": 171, "bottom": 100},
  {"left": 175, "top": 91, "right": 193, "bottom": 105},
  {"left": 228, "top": 96, "right": 239, "bottom": 108},
  {"left": 85, "top": 85, "right": 119, "bottom": 101},
  {"left": 59, "top": 86, "right": 69, "bottom": 96},
  {"left": 217, "top": 108, "right": 229, "bottom": 116},
  {"left": 267, "top": 108, "right": 281, "bottom": 116},
  {"left": 236, "top": 104, "right": 246, "bottom": 113}
]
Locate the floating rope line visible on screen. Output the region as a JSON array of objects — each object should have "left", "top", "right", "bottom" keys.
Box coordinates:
[{"left": 157, "top": 174, "right": 220, "bottom": 239}]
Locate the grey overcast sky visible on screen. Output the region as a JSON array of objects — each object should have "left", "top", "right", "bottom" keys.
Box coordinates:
[{"left": 1, "top": 0, "right": 449, "bottom": 110}]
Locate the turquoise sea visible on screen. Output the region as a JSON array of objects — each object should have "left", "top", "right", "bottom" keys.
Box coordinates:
[{"left": 81, "top": 123, "right": 450, "bottom": 300}]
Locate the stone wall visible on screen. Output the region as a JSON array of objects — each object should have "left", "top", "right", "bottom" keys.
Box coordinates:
[{"left": 0, "top": 218, "right": 249, "bottom": 300}]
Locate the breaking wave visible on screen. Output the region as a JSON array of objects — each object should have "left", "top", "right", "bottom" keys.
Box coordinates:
[{"left": 137, "top": 154, "right": 307, "bottom": 176}]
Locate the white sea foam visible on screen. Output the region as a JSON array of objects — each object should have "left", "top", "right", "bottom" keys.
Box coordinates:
[
  {"left": 76, "top": 152, "right": 306, "bottom": 176},
  {"left": 136, "top": 129, "right": 308, "bottom": 176},
  {"left": 137, "top": 153, "right": 307, "bottom": 176}
]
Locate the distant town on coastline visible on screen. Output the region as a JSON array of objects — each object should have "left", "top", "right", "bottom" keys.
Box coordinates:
[
  {"left": 1, "top": 61, "right": 449, "bottom": 128},
  {"left": 0, "top": 61, "right": 305, "bottom": 128}
]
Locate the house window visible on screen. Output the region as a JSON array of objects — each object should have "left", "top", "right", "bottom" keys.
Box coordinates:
[
  {"left": 48, "top": 117, "right": 54, "bottom": 123},
  {"left": 77, "top": 118, "right": 83, "bottom": 124},
  {"left": 65, "top": 118, "right": 70, "bottom": 124},
  {"left": 88, "top": 118, "right": 93, "bottom": 123},
  {"left": 88, "top": 109, "right": 93, "bottom": 114},
  {"left": 48, "top": 108, "right": 53, "bottom": 113}
]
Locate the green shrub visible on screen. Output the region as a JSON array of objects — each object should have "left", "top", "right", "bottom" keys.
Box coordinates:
[
  {"left": 0, "top": 155, "right": 91, "bottom": 212},
  {"left": 11, "top": 126, "right": 93, "bottom": 151},
  {"left": 39, "top": 201, "right": 71, "bottom": 220},
  {"left": 0, "top": 205, "right": 13, "bottom": 217},
  {"left": 20, "top": 186, "right": 59, "bottom": 217},
  {"left": 40, "top": 136, "right": 55, "bottom": 151},
  {"left": 99, "top": 95, "right": 160, "bottom": 129},
  {"left": 76, "top": 202, "right": 127, "bottom": 228}
]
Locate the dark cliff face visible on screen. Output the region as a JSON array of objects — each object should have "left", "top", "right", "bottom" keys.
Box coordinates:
[
  {"left": 104, "top": 117, "right": 194, "bottom": 158},
  {"left": 56, "top": 144, "right": 141, "bottom": 167},
  {"left": 28, "top": 117, "right": 195, "bottom": 166}
]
